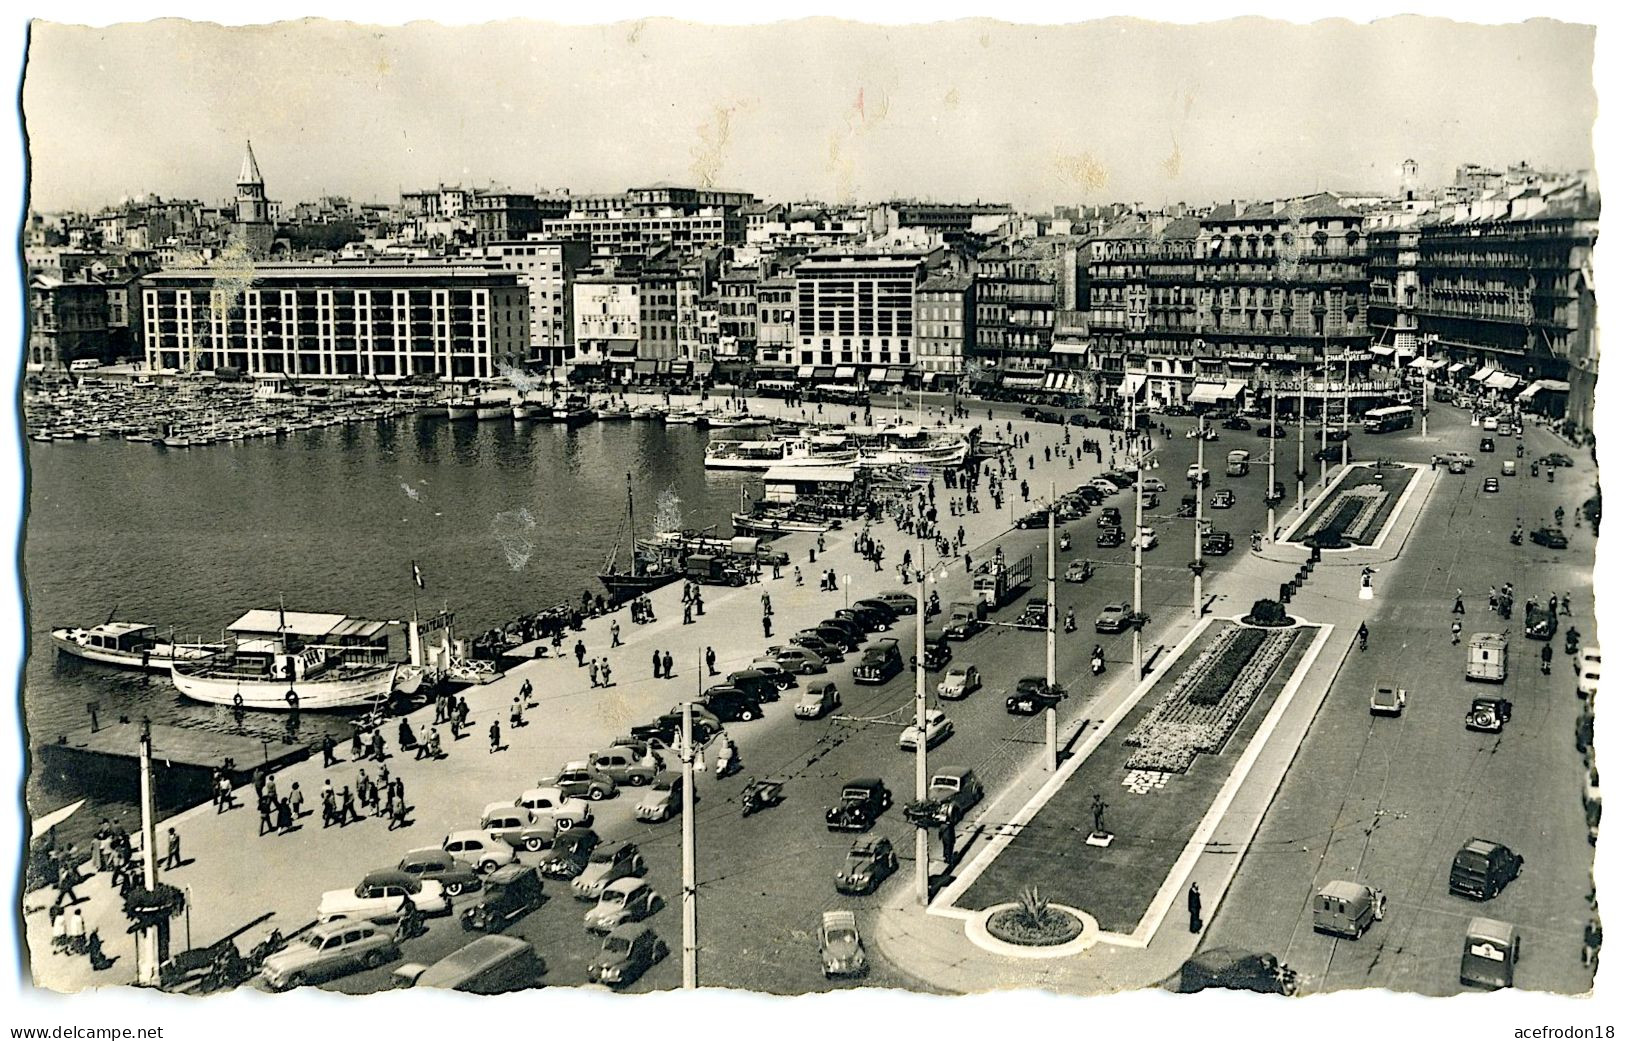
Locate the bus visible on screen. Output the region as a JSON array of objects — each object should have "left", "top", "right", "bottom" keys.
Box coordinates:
[
  {"left": 811, "top": 384, "right": 870, "bottom": 406},
  {"left": 1362, "top": 405, "right": 1414, "bottom": 434},
  {"left": 753, "top": 379, "right": 800, "bottom": 400}
]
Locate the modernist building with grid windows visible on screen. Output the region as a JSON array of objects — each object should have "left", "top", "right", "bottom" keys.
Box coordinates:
[{"left": 140, "top": 262, "right": 529, "bottom": 380}]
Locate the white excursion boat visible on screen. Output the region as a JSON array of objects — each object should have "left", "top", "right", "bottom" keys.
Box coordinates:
[
  {"left": 445, "top": 398, "right": 478, "bottom": 420},
  {"left": 853, "top": 425, "right": 973, "bottom": 468},
  {"left": 474, "top": 393, "right": 511, "bottom": 420},
  {"left": 704, "top": 437, "right": 860, "bottom": 471},
  {"left": 170, "top": 647, "right": 402, "bottom": 711},
  {"left": 50, "top": 621, "right": 224, "bottom": 673},
  {"left": 552, "top": 393, "right": 595, "bottom": 427}
]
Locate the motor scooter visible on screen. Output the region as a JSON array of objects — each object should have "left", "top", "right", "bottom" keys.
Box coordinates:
[
  {"left": 715, "top": 742, "right": 741, "bottom": 779},
  {"left": 1090, "top": 648, "right": 1105, "bottom": 675},
  {"left": 1064, "top": 609, "right": 1077, "bottom": 633},
  {"left": 1510, "top": 529, "right": 1523, "bottom": 546},
  {"left": 1059, "top": 532, "right": 1073, "bottom": 552}
]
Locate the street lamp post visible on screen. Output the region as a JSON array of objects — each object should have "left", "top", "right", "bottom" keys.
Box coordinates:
[
  {"left": 1297, "top": 368, "right": 1307, "bottom": 514},
  {"left": 1341, "top": 349, "right": 1352, "bottom": 468},
  {"left": 1266, "top": 365, "right": 1278, "bottom": 542},
  {"left": 1045, "top": 482, "right": 1058, "bottom": 771},
  {"left": 1193, "top": 416, "right": 1205, "bottom": 617},
  {"left": 1132, "top": 448, "right": 1147, "bottom": 680},
  {"left": 843, "top": 574, "right": 851, "bottom": 609},
  {"left": 681, "top": 696, "right": 697, "bottom": 988},
  {"left": 913, "top": 543, "right": 930, "bottom": 906},
  {"left": 1421, "top": 335, "right": 1433, "bottom": 438},
  {"left": 1319, "top": 338, "right": 1330, "bottom": 489}
]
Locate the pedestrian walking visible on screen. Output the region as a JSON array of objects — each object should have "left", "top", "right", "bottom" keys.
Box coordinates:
[
  {"left": 350, "top": 728, "right": 363, "bottom": 762},
  {"left": 683, "top": 603, "right": 694, "bottom": 625},
  {"left": 1188, "top": 883, "right": 1203, "bottom": 933},
  {"left": 706, "top": 646, "right": 717, "bottom": 676},
  {"left": 1451, "top": 620, "right": 1462, "bottom": 644},
  {"left": 1453, "top": 589, "right": 1465, "bottom": 615},
  {"left": 575, "top": 639, "right": 587, "bottom": 667},
  {"left": 589, "top": 659, "right": 601, "bottom": 687},
  {"left": 652, "top": 649, "right": 662, "bottom": 678},
  {"left": 161, "top": 827, "right": 181, "bottom": 870},
  {"left": 762, "top": 613, "right": 773, "bottom": 638},
  {"left": 321, "top": 734, "right": 338, "bottom": 767},
  {"left": 257, "top": 794, "right": 276, "bottom": 836},
  {"left": 489, "top": 719, "right": 502, "bottom": 753},
  {"left": 511, "top": 697, "right": 525, "bottom": 728},
  {"left": 339, "top": 786, "right": 360, "bottom": 826},
  {"left": 662, "top": 651, "right": 674, "bottom": 679},
  {"left": 761, "top": 592, "right": 773, "bottom": 616},
  {"left": 695, "top": 591, "right": 705, "bottom": 615},
  {"left": 794, "top": 566, "right": 803, "bottom": 586},
  {"left": 371, "top": 731, "right": 387, "bottom": 762},
  {"left": 289, "top": 782, "right": 305, "bottom": 818},
  {"left": 600, "top": 658, "right": 613, "bottom": 686},
  {"left": 611, "top": 620, "right": 622, "bottom": 647},
  {"left": 415, "top": 725, "right": 430, "bottom": 760},
  {"left": 276, "top": 798, "right": 294, "bottom": 835}
]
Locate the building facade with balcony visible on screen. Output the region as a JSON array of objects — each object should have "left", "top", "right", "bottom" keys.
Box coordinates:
[
  {"left": 755, "top": 275, "right": 797, "bottom": 372},
  {"left": 572, "top": 275, "right": 641, "bottom": 371},
  {"left": 972, "top": 240, "right": 1068, "bottom": 391},
  {"left": 140, "top": 262, "right": 528, "bottom": 379},
  {"left": 915, "top": 273, "right": 973, "bottom": 389},
  {"left": 471, "top": 192, "right": 570, "bottom": 246},
  {"left": 28, "top": 275, "right": 111, "bottom": 368},
  {"left": 478, "top": 238, "right": 591, "bottom": 366}
]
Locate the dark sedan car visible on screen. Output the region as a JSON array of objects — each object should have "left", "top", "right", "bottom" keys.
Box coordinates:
[
  {"left": 790, "top": 632, "right": 846, "bottom": 662},
  {"left": 397, "top": 847, "right": 483, "bottom": 897},
  {"left": 1096, "top": 527, "right": 1125, "bottom": 548},
  {"left": 1257, "top": 424, "right": 1287, "bottom": 438},
  {"left": 1531, "top": 526, "right": 1570, "bottom": 549},
  {"left": 1006, "top": 676, "right": 1066, "bottom": 716},
  {"left": 817, "top": 618, "right": 867, "bottom": 648}
]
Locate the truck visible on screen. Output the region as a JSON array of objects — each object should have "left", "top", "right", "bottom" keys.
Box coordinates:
[
  {"left": 1226, "top": 449, "right": 1250, "bottom": 477},
  {"left": 943, "top": 600, "right": 986, "bottom": 641},
  {"left": 1466, "top": 632, "right": 1508, "bottom": 683},
  {"left": 683, "top": 554, "right": 747, "bottom": 587},
  {"left": 972, "top": 551, "right": 1033, "bottom": 609}
]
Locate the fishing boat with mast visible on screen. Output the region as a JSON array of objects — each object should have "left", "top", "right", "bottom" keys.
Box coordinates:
[
  {"left": 51, "top": 614, "right": 225, "bottom": 673},
  {"left": 168, "top": 606, "right": 408, "bottom": 711},
  {"left": 597, "top": 476, "right": 687, "bottom": 604}
]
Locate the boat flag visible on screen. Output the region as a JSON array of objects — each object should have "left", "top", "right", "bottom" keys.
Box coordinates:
[{"left": 412, "top": 561, "right": 425, "bottom": 590}]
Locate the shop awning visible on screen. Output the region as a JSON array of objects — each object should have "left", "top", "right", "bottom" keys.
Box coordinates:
[
  {"left": 1469, "top": 366, "right": 1497, "bottom": 382},
  {"left": 1394, "top": 342, "right": 1417, "bottom": 357},
  {"left": 870, "top": 368, "right": 904, "bottom": 383},
  {"left": 1484, "top": 371, "right": 1521, "bottom": 390},
  {"left": 796, "top": 365, "right": 815, "bottom": 379},
  {"left": 1002, "top": 373, "right": 1046, "bottom": 388},
  {"left": 1517, "top": 379, "right": 1571, "bottom": 401},
  {"left": 834, "top": 366, "right": 858, "bottom": 380},
  {"left": 1369, "top": 345, "right": 1395, "bottom": 356},
  {"left": 920, "top": 372, "right": 940, "bottom": 386},
  {"left": 695, "top": 362, "right": 716, "bottom": 377},
  {"left": 1118, "top": 373, "right": 1147, "bottom": 398},
  {"left": 1050, "top": 342, "right": 1092, "bottom": 356},
  {"left": 1408, "top": 357, "right": 1446, "bottom": 371},
  {"left": 1189, "top": 382, "right": 1225, "bottom": 405},
  {"left": 1219, "top": 380, "right": 1247, "bottom": 399},
  {"left": 633, "top": 359, "right": 659, "bottom": 374},
  {"left": 813, "top": 367, "right": 837, "bottom": 380},
  {"left": 1448, "top": 362, "right": 1469, "bottom": 373}
]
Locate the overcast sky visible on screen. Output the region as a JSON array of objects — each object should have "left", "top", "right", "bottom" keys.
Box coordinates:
[{"left": 22, "top": 16, "right": 1596, "bottom": 213}]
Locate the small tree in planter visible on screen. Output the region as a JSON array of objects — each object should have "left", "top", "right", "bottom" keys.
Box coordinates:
[
  {"left": 1245, "top": 598, "right": 1292, "bottom": 627},
  {"left": 986, "top": 885, "right": 1083, "bottom": 946}
]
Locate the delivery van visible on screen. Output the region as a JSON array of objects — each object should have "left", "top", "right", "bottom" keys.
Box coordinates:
[
  {"left": 395, "top": 934, "right": 545, "bottom": 993},
  {"left": 1466, "top": 632, "right": 1508, "bottom": 683},
  {"left": 1460, "top": 917, "right": 1519, "bottom": 989},
  {"left": 1311, "top": 880, "right": 1386, "bottom": 940}
]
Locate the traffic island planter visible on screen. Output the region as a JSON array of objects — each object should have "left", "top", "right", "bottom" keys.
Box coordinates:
[
  {"left": 1285, "top": 463, "right": 1419, "bottom": 549},
  {"left": 967, "top": 903, "right": 1098, "bottom": 959}
]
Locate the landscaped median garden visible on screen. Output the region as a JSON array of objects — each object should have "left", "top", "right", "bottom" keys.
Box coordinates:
[
  {"left": 1286, "top": 462, "right": 1418, "bottom": 548},
  {"left": 953, "top": 612, "right": 1314, "bottom": 936}
]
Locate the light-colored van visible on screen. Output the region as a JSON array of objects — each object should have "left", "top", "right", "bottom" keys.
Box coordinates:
[
  {"left": 1311, "top": 880, "right": 1386, "bottom": 939},
  {"left": 395, "top": 935, "right": 544, "bottom": 993},
  {"left": 1460, "top": 917, "right": 1520, "bottom": 989}
]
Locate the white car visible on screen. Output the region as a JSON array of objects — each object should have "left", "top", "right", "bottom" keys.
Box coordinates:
[
  {"left": 1578, "top": 646, "right": 1601, "bottom": 701},
  {"left": 514, "top": 787, "right": 594, "bottom": 830},
  {"left": 937, "top": 664, "right": 981, "bottom": 701},
  {"left": 899, "top": 709, "right": 954, "bottom": 752},
  {"left": 318, "top": 870, "right": 448, "bottom": 926},
  {"left": 442, "top": 830, "right": 518, "bottom": 874},
  {"left": 583, "top": 877, "right": 664, "bottom": 934},
  {"left": 1443, "top": 450, "right": 1474, "bottom": 469},
  {"left": 1369, "top": 685, "right": 1407, "bottom": 717},
  {"left": 1142, "top": 477, "right": 1168, "bottom": 493},
  {"left": 1133, "top": 527, "right": 1159, "bottom": 550}
]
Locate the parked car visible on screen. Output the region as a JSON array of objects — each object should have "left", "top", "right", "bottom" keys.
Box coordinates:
[
  {"left": 1006, "top": 676, "right": 1066, "bottom": 716},
  {"left": 1541, "top": 452, "right": 1574, "bottom": 467},
  {"left": 789, "top": 632, "right": 845, "bottom": 663},
  {"left": 588, "top": 747, "right": 664, "bottom": 787},
  {"left": 1257, "top": 424, "right": 1287, "bottom": 438},
  {"left": 1450, "top": 839, "right": 1524, "bottom": 900},
  {"left": 1064, "top": 559, "right": 1095, "bottom": 583},
  {"left": 769, "top": 644, "right": 829, "bottom": 674},
  {"left": 937, "top": 664, "right": 981, "bottom": 700},
  {"left": 1210, "top": 489, "right": 1236, "bottom": 509},
  {"left": 816, "top": 618, "right": 866, "bottom": 649},
  {"left": 1096, "top": 527, "right": 1125, "bottom": 548},
  {"left": 571, "top": 842, "right": 648, "bottom": 900},
  {"left": 1482, "top": 477, "right": 1499, "bottom": 493},
  {"left": 514, "top": 786, "right": 594, "bottom": 831},
  {"left": 898, "top": 708, "right": 954, "bottom": 751},
  {"left": 1014, "top": 508, "right": 1053, "bottom": 530},
  {"left": 397, "top": 848, "right": 482, "bottom": 897},
  {"left": 393, "top": 934, "right": 545, "bottom": 994},
  {"left": 479, "top": 805, "right": 560, "bottom": 853},
  {"left": 1222, "top": 415, "right": 1252, "bottom": 430},
  {"left": 700, "top": 684, "right": 765, "bottom": 722},
  {"left": 442, "top": 830, "right": 519, "bottom": 875},
  {"left": 261, "top": 921, "right": 399, "bottom": 991},
  {"left": 1142, "top": 477, "right": 1168, "bottom": 493},
  {"left": 853, "top": 638, "right": 904, "bottom": 684},
  {"left": 819, "top": 911, "right": 868, "bottom": 978},
  {"left": 1096, "top": 602, "right": 1135, "bottom": 633},
  {"left": 460, "top": 864, "right": 544, "bottom": 933},
  {"left": 727, "top": 668, "right": 783, "bottom": 702},
  {"left": 635, "top": 773, "right": 691, "bottom": 823},
  {"left": 1531, "top": 527, "right": 1569, "bottom": 549},
  {"left": 853, "top": 598, "right": 901, "bottom": 625},
  {"left": 836, "top": 604, "right": 891, "bottom": 633},
  {"left": 871, "top": 591, "right": 919, "bottom": 615},
  {"left": 1369, "top": 685, "right": 1407, "bottom": 717},
  {"left": 587, "top": 924, "right": 668, "bottom": 987},
  {"left": 834, "top": 837, "right": 898, "bottom": 895},
  {"left": 825, "top": 778, "right": 893, "bottom": 832},
  {"left": 552, "top": 763, "right": 618, "bottom": 802},
  {"left": 795, "top": 680, "right": 843, "bottom": 720},
  {"left": 746, "top": 658, "right": 797, "bottom": 690},
  {"left": 539, "top": 828, "right": 601, "bottom": 880},
  {"left": 584, "top": 878, "right": 664, "bottom": 934},
  {"left": 319, "top": 870, "right": 449, "bottom": 927},
  {"left": 1465, "top": 697, "right": 1513, "bottom": 733}
]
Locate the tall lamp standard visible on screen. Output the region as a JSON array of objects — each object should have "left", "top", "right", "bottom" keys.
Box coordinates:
[
  {"left": 1341, "top": 347, "right": 1352, "bottom": 468},
  {"left": 1266, "top": 363, "right": 1278, "bottom": 542},
  {"left": 1318, "top": 336, "right": 1331, "bottom": 489},
  {"left": 1192, "top": 414, "right": 1206, "bottom": 617},
  {"left": 1296, "top": 363, "right": 1307, "bottom": 513},
  {"left": 1045, "top": 482, "right": 1058, "bottom": 771},
  {"left": 912, "top": 546, "right": 950, "bottom": 905}
]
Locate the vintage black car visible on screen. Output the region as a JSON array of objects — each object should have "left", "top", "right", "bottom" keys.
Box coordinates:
[
  {"left": 1096, "top": 526, "right": 1125, "bottom": 548},
  {"left": 853, "top": 639, "right": 903, "bottom": 684},
  {"left": 825, "top": 778, "right": 893, "bottom": 832},
  {"left": 1531, "top": 526, "right": 1569, "bottom": 549},
  {"left": 700, "top": 685, "right": 765, "bottom": 722},
  {"left": 834, "top": 836, "right": 899, "bottom": 895},
  {"left": 1465, "top": 697, "right": 1513, "bottom": 734},
  {"left": 1006, "top": 676, "right": 1066, "bottom": 716},
  {"left": 460, "top": 865, "right": 544, "bottom": 934},
  {"left": 1203, "top": 530, "right": 1235, "bottom": 555},
  {"left": 538, "top": 828, "right": 600, "bottom": 881},
  {"left": 1221, "top": 416, "right": 1252, "bottom": 430}
]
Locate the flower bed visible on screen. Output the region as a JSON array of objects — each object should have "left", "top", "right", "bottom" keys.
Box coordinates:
[
  {"left": 1292, "top": 465, "right": 1416, "bottom": 548},
  {"left": 986, "top": 907, "right": 1085, "bottom": 946},
  {"left": 1123, "top": 625, "right": 1299, "bottom": 773}
]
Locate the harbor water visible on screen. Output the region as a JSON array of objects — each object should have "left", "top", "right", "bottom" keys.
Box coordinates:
[{"left": 22, "top": 414, "right": 755, "bottom": 833}]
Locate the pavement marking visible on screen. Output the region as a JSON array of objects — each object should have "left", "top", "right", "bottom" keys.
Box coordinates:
[
  {"left": 1125, "top": 621, "right": 1334, "bottom": 947},
  {"left": 927, "top": 613, "right": 1220, "bottom": 917}
]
